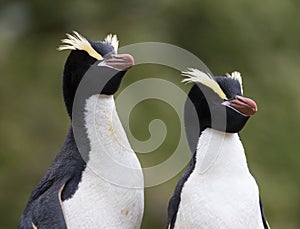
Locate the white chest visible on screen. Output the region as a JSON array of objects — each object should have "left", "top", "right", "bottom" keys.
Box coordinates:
[
  {"left": 175, "top": 129, "right": 264, "bottom": 229},
  {"left": 63, "top": 95, "right": 144, "bottom": 229},
  {"left": 63, "top": 167, "right": 144, "bottom": 229}
]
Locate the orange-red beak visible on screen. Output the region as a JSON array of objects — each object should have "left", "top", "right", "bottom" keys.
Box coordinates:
[
  {"left": 100, "top": 54, "right": 134, "bottom": 71},
  {"left": 223, "top": 95, "right": 258, "bottom": 116}
]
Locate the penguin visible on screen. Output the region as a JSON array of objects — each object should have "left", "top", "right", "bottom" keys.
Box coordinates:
[
  {"left": 19, "top": 32, "right": 144, "bottom": 229},
  {"left": 166, "top": 69, "right": 270, "bottom": 229}
]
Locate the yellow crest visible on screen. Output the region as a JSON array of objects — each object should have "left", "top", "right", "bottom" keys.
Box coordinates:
[
  {"left": 58, "top": 31, "right": 119, "bottom": 60},
  {"left": 226, "top": 71, "right": 243, "bottom": 94},
  {"left": 104, "top": 34, "right": 119, "bottom": 53},
  {"left": 182, "top": 68, "right": 227, "bottom": 100}
]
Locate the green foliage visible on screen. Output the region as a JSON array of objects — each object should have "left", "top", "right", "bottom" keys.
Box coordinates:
[{"left": 1, "top": 0, "right": 299, "bottom": 228}]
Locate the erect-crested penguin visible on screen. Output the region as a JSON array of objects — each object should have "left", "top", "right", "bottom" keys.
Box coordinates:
[
  {"left": 19, "top": 32, "right": 144, "bottom": 229},
  {"left": 166, "top": 69, "right": 270, "bottom": 229}
]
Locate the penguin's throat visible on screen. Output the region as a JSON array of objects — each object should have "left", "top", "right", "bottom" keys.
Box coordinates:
[
  {"left": 84, "top": 94, "right": 132, "bottom": 151},
  {"left": 83, "top": 94, "right": 143, "bottom": 188},
  {"left": 194, "top": 128, "right": 249, "bottom": 175}
]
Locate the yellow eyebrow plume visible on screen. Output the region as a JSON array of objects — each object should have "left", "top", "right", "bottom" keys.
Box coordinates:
[
  {"left": 104, "top": 34, "right": 119, "bottom": 53},
  {"left": 58, "top": 31, "right": 103, "bottom": 60},
  {"left": 226, "top": 71, "right": 243, "bottom": 94},
  {"left": 182, "top": 68, "right": 227, "bottom": 100}
]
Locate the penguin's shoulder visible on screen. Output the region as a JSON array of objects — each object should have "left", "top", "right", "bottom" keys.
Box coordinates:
[{"left": 31, "top": 129, "right": 86, "bottom": 201}]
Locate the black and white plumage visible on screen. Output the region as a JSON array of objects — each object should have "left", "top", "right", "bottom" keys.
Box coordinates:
[
  {"left": 166, "top": 69, "right": 269, "bottom": 229},
  {"left": 19, "top": 32, "right": 144, "bottom": 229}
]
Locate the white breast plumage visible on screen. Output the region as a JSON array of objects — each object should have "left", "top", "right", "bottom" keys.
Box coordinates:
[
  {"left": 175, "top": 128, "right": 264, "bottom": 229},
  {"left": 62, "top": 95, "right": 144, "bottom": 229}
]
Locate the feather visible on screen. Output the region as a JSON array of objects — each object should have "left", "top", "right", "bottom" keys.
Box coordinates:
[
  {"left": 104, "top": 34, "right": 119, "bottom": 53},
  {"left": 58, "top": 31, "right": 103, "bottom": 60},
  {"left": 226, "top": 71, "right": 243, "bottom": 94},
  {"left": 182, "top": 68, "right": 227, "bottom": 100}
]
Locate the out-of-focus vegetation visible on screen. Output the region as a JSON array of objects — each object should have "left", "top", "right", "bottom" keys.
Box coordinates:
[{"left": 0, "top": 0, "right": 299, "bottom": 228}]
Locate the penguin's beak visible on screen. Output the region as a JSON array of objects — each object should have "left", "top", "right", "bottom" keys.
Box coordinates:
[
  {"left": 222, "top": 95, "right": 258, "bottom": 116},
  {"left": 100, "top": 54, "right": 134, "bottom": 71}
]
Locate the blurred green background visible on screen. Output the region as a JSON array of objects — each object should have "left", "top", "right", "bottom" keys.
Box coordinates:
[{"left": 1, "top": 0, "right": 300, "bottom": 228}]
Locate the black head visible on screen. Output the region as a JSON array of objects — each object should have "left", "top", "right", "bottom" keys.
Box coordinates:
[
  {"left": 59, "top": 32, "right": 134, "bottom": 117},
  {"left": 184, "top": 69, "right": 257, "bottom": 150}
]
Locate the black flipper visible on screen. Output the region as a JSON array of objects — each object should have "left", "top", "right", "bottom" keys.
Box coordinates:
[
  {"left": 250, "top": 171, "right": 270, "bottom": 229},
  {"left": 19, "top": 128, "right": 86, "bottom": 229},
  {"left": 259, "top": 197, "right": 270, "bottom": 229},
  {"left": 165, "top": 152, "right": 196, "bottom": 229},
  {"left": 19, "top": 179, "right": 68, "bottom": 229},
  {"left": 31, "top": 184, "right": 67, "bottom": 229}
]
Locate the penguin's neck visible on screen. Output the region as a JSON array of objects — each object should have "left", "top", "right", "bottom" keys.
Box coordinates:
[
  {"left": 63, "top": 94, "right": 144, "bottom": 228},
  {"left": 84, "top": 94, "right": 133, "bottom": 159},
  {"left": 83, "top": 94, "right": 143, "bottom": 188},
  {"left": 194, "top": 128, "right": 250, "bottom": 176}
]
